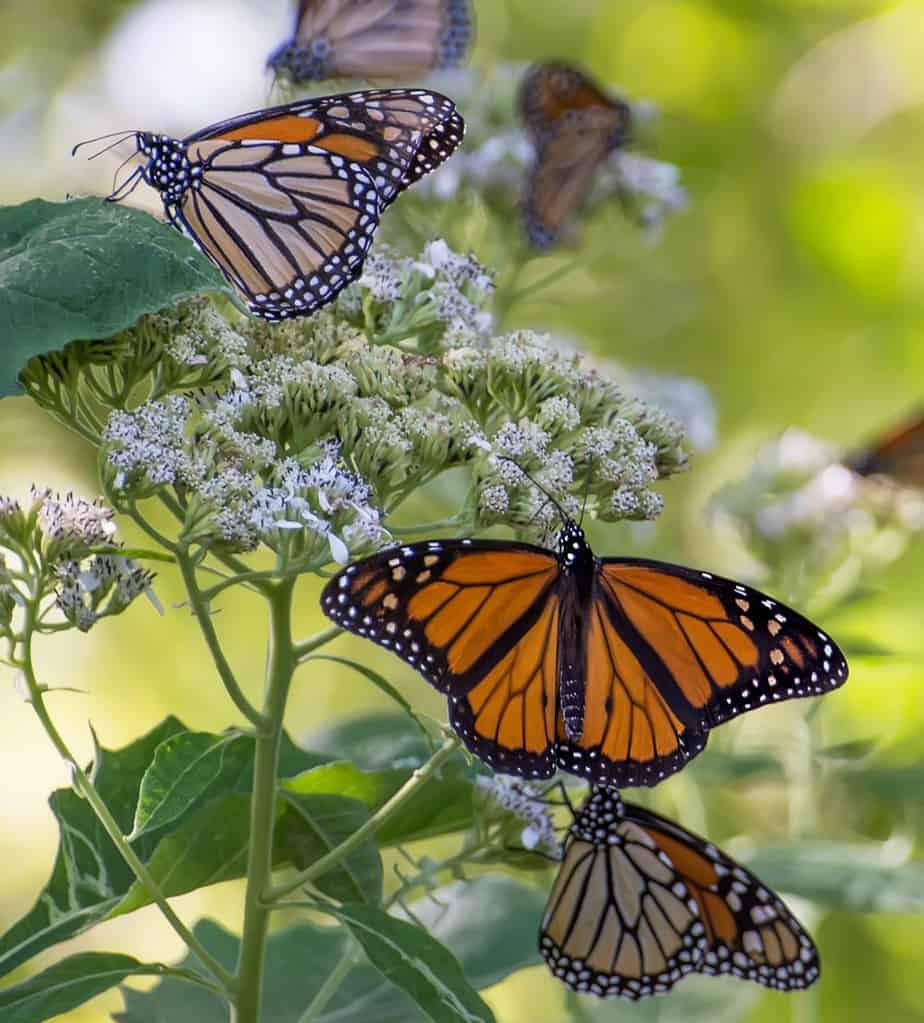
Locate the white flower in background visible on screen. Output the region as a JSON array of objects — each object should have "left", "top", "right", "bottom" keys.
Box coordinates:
[{"left": 475, "top": 774, "right": 563, "bottom": 858}]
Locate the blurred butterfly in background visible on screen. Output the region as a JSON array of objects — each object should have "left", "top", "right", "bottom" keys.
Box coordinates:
[
  {"left": 541, "top": 785, "right": 820, "bottom": 999},
  {"left": 519, "top": 62, "right": 631, "bottom": 248},
  {"left": 75, "top": 90, "right": 463, "bottom": 321},
  {"left": 321, "top": 510, "right": 848, "bottom": 788},
  {"left": 268, "top": 0, "right": 474, "bottom": 84},
  {"left": 846, "top": 408, "right": 924, "bottom": 488}
]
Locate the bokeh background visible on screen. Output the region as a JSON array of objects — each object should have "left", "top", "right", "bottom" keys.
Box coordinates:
[{"left": 1, "top": 1, "right": 923, "bottom": 1020}]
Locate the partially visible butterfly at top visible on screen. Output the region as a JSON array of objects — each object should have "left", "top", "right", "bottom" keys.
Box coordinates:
[
  {"left": 519, "top": 61, "right": 632, "bottom": 249},
  {"left": 74, "top": 89, "right": 464, "bottom": 321},
  {"left": 268, "top": 0, "right": 474, "bottom": 84},
  {"left": 321, "top": 481, "right": 848, "bottom": 789}
]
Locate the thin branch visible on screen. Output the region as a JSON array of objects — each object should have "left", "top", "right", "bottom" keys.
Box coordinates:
[
  {"left": 296, "top": 938, "right": 359, "bottom": 1023},
  {"left": 14, "top": 600, "right": 236, "bottom": 994},
  {"left": 265, "top": 736, "right": 461, "bottom": 903},
  {"left": 293, "top": 624, "right": 342, "bottom": 663},
  {"left": 175, "top": 548, "right": 267, "bottom": 730}
]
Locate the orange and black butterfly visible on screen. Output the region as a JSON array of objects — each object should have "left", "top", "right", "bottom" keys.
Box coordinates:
[
  {"left": 76, "top": 90, "right": 463, "bottom": 320},
  {"left": 267, "top": 0, "right": 473, "bottom": 83},
  {"left": 541, "top": 786, "right": 819, "bottom": 999},
  {"left": 846, "top": 408, "right": 924, "bottom": 488},
  {"left": 321, "top": 515, "right": 848, "bottom": 787},
  {"left": 519, "top": 62, "right": 631, "bottom": 248}
]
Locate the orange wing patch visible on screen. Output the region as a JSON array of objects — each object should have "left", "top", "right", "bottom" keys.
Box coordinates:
[
  {"left": 214, "top": 115, "right": 321, "bottom": 143},
  {"left": 464, "top": 595, "right": 559, "bottom": 755}
]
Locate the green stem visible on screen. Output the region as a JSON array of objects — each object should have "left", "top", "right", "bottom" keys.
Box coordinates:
[
  {"left": 266, "top": 736, "right": 460, "bottom": 903},
  {"left": 176, "top": 548, "right": 266, "bottom": 730},
  {"left": 234, "top": 578, "right": 298, "bottom": 1023},
  {"left": 296, "top": 938, "right": 358, "bottom": 1023},
  {"left": 293, "top": 624, "right": 342, "bottom": 662},
  {"left": 15, "top": 601, "right": 236, "bottom": 995},
  {"left": 389, "top": 516, "right": 464, "bottom": 536}
]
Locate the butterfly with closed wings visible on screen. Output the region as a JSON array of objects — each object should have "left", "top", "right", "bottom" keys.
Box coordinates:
[
  {"left": 321, "top": 510, "right": 848, "bottom": 788},
  {"left": 519, "top": 62, "right": 631, "bottom": 249},
  {"left": 540, "top": 785, "right": 819, "bottom": 999},
  {"left": 75, "top": 89, "right": 463, "bottom": 320},
  {"left": 268, "top": 0, "right": 473, "bottom": 83}
]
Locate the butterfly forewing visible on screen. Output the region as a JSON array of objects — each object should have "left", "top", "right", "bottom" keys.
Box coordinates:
[
  {"left": 623, "top": 804, "right": 820, "bottom": 990},
  {"left": 597, "top": 559, "right": 849, "bottom": 731}
]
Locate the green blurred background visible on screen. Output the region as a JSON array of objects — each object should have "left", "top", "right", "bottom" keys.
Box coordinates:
[{"left": 1, "top": 0, "right": 923, "bottom": 1020}]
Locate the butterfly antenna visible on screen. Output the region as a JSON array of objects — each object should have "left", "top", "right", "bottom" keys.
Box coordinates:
[
  {"left": 496, "top": 455, "right": 571, "bottom": 526},
  {"left": 71, "top": 130, "right": 138, "bottom": 160},
  {"left": 579, "top": 455, "right": 594, "bottom": 527}
]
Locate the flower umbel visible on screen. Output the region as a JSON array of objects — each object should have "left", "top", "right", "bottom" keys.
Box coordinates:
[{"left": 0, "top": 489, "right": 155, "bottom": 635}]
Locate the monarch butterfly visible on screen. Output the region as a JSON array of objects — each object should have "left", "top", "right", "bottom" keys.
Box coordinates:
[
  {"left": 320, "top": 514, "right": 848, "bottom": 788},
  {"left": 541, "top": 786, "right": 819, "bottom": 999},
  {"left": 75, "top": 90, "right": 463, "bottom": 320},
  {"left": 519, "top": 62, "right": 631, "bottom": 248},
  {"left": 846, "top": 409, "right": 924, "bottom": 488},
  {"left": 267, "top": 0, "right": 474, "bottom": 83}
]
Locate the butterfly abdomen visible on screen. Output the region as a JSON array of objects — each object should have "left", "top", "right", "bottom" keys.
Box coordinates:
[{"left": 556, "top": 520, "right": 597, "bottom": 740}]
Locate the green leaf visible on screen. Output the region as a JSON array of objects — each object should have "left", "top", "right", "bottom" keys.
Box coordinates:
[
  {"left": 837, "top": 637, "right": 895, "bottom": 658},
  {"left": 0, "top": 198, "right": 228, "bottom": 396},
  {"left": 283, "top": 758, "right": 476, "bottom": 847},
  {"left": 333, "top": 902, "right": 495, "bottom": 1023},
  {"left": 815, "top": 738, "right": 879, "bottom": 762},
  {"left": 116, "top": 878, "right": 543, "bottom": 1022},
  {"left": 305, "top": 656, "right": 433, "bottom": 744},
  {"left": 277, "top": 791, "right": 384, "bottom": 904},
  {"left": 0, "top": 953, "right": 181, "bottom": 1023},
  {"left": 0, "top": 720, "right": 329, "bottom": 973},
  {"left": 747, "top": 841, "right": 924, "bottom": 912},
  {"left": 0, "top": 717, "right": 185, "bottom": 981},
  {"left": 306, "top": 711, "right": 433, "bottom": 770},
  {"left": 130, "top": 732, "right": 257, "bottom": 839},
  {"left": 568, "top": 973, "right": 759, "bottom": 1022},
  {"left": 688, "top": 750, "right": 783, "bottom": 783}
]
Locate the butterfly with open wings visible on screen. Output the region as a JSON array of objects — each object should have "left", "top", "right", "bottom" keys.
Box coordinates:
[
  {"left": 321, "top": 513, "right": 848, "bottom": 788},
  {"left": 76, "top": 89, "right": 463, "bottom": 321}
]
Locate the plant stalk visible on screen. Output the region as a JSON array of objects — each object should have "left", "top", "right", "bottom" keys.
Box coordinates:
[
  {"left": 15, "top": 598, "right": 235, "bottom": 994},
  {"left": 233, "top": 577, "right": 297, "bottom": 1023}
]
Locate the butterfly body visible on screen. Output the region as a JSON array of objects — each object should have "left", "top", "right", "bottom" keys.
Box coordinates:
[
  {"left": 540, "top": 786, "right": 820, "bottom": 999},
  {"left": 268, "top": 0, "right": 473, "bottom": 83},
  {"left": 322, "top": 518, "right": 847, "bottom": 788},
  {"left": 94, "top": 90, "right": 463, "bottom": 320}
]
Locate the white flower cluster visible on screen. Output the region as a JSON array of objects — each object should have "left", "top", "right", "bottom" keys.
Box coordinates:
[
  {"left": 0, "top": 489, "right": 155, "bottom": 634},
  {"left": 339, "top": 239, "right": 494, "bottom": 349},
  {"left": 475, "top": 774, "right": 563, "bottom": 858},
  {"left": 714, "top": 428, "right": 924, "bottom": 605}
]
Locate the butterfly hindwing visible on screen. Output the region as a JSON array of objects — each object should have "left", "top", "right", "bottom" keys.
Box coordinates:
[{"left": 596, "top": 559, "right": 848, "bottom": 733}]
